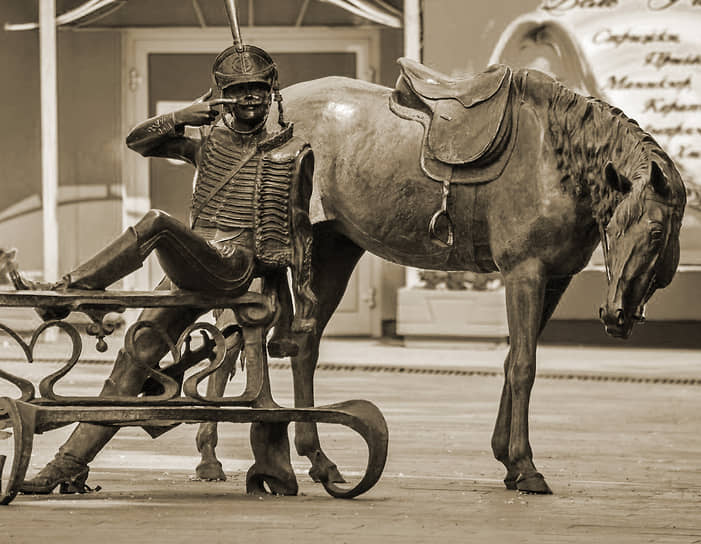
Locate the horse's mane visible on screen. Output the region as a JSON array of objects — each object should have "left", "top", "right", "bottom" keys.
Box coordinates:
[{"left": 534, "top": 73, "right": 676, "bottom": 226}]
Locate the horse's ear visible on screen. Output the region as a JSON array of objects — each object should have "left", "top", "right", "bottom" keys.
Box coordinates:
[
  {"left": 604, "top": 162, "right": 631, "bottom": 194},
  {"left": 650, "top": 160, "right": 670, "bottom": 197}
]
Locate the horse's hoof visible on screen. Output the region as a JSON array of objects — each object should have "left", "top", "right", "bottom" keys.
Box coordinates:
[
  {"left": 504, "top": 477, "right": 518, "bottom": 490},
  {"left": 246, "top": 472, "right": 298, "bottom": 496},
  {"left": 502, "top": 468, "right": 519, "bottom": 490},
  {"left": 195, "top": 461, "right": 226, "bottom": 481},
  {"left": 516, "top": 472, "right": 552, "bottom": 494},
  {"left": 309, "top": 459, "right": 346, "bottom": 484},
  {"left": 267, "top": 338, "right": 299, "bottom": 358}
]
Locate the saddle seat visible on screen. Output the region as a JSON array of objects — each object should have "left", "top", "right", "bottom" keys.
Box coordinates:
[
  {"left": 398, "top": 57, "right": 510, "bottom": 106},
  {"left": 391, "top": 57, "right": 519, "bottom": 182}
]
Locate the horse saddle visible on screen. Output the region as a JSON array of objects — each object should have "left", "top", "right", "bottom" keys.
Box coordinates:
[{"left": 390, "top": 58, "right": 519, "bottom": 184}]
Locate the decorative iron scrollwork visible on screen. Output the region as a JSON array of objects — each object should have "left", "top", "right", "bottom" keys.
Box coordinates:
[{"left": 0, "top": 321, "right": 83, "bottom": 403}]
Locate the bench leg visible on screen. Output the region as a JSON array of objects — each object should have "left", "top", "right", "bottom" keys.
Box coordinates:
[{"left": 0, "top": 399, "right": 36, "bottom": 505}]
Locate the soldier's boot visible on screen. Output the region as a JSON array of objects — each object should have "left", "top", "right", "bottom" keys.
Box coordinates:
[
  {"left": 59, "top": 226, "right": 144, "bottom": 290},
  {"left": 6, "top": 260, "right": 71, "bottom": 321},
  {"left": 19, "top": 425, "right": 116, "bottom": 494},
  {"left": 10, "top": 226, "right": 144, "bottom": 321},
  {"left": 20, "top": 348, "right": 148, "bottom": 494}
]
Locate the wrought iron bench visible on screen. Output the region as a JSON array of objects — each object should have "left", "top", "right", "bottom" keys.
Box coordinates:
[{"left": 0, "top": 289, "right": 388, "bottom": 505}]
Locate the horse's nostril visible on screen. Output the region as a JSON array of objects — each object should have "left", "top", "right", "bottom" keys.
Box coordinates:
[{"left": 616, "top": 309, "right": 625, "bottom": 326}]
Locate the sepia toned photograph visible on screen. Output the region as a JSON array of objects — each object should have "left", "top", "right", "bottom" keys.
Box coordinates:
[{"left": 0, "top": 1, "right": 699, "bottom": 542}]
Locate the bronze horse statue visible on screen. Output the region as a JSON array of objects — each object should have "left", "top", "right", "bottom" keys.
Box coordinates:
[
  {"left": 192, "top": 62, "right": 686, "bottom": 493},
  {"left": 195, "top": 62, "right": 686, "bottom": 494}
]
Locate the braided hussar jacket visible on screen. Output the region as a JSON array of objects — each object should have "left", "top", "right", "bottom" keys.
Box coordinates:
[{"left": 126, "top": 115, "right": 313, "bottom": 268}]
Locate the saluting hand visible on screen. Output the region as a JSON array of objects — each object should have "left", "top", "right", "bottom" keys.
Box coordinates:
[{"left": 172, "top": 89, "right": 236, "bottom": 126}]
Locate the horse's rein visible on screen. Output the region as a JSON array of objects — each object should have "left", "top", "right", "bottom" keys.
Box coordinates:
[
  {"left": 598, "top": 222, "right": 612, "bottom": 284},
  {"left": 598, "top": 221, "right": 656, "bottom": 322}
]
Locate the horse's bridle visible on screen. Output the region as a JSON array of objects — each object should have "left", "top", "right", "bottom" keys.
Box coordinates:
[
  {"left": 598, "top": 222, "right": 612, "bottom": 284},
  {"left": 598, "top": 221, "right": 657, "bottom": 322},
  {"left": 598, "top": 194, "right": 680, "bottom": 319}
]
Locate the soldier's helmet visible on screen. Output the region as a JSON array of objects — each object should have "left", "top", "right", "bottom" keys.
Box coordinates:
[{"left": 212, "top": 44, "right": 278, "bottom": 91}]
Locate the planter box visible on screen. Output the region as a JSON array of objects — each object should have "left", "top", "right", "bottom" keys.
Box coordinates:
[{"left": 397, "top": 286, "right": 508, "bottom": 341}]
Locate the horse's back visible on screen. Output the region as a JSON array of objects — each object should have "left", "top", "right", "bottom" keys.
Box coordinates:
[
  {"left": 281, "top": 77, "right": 398, "bottom": 145},
  {"left": 276, "top": 76, "right": 563, "bottom": 271},
  {"left": 279, "top": 78, "right": 462, "bottom": 264},
  {"left": 284, "top": 76, "right": 388, "bottom": 98}
]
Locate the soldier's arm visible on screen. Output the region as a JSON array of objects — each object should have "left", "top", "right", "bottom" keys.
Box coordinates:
[
  {"left": 125, "top": 112, "right": 199, "bottom": 164},
  {"left": 126, "top": 92, "right": 235, "bottom": 165}
]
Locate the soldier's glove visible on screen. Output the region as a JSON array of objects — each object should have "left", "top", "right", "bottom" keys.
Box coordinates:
[{"left": 172, "top": 89, "right": 236, "bottom": 127}]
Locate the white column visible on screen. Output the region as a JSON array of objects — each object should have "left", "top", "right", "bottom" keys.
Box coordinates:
[
  {"left": 404, "top": 0, "right": 421, "bottom": 61},
  {"left": 404, "top": 0, "right": 423, "bottom": 287},
  {"left": 39, "top": 0, "right": 59, "bottom": 282}
]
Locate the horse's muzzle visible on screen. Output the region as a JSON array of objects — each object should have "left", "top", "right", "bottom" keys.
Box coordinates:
[{"left": 599, "top": 306, "right": 630, "bottom": 339}]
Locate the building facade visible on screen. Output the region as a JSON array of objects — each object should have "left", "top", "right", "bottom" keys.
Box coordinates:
[{"left": 1, "top": 1, "right": 699, "bottom": 343}]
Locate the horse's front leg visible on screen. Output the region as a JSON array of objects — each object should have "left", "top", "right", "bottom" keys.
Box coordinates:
[
  {"left": 491, "top": 352, "right": 518, "bottom": 489},
  {"left": 501, "top": 261, "right": 551, "bottom": 494},
  {"left": 492, "top": 274, "right": 572, "bottom": 490}
]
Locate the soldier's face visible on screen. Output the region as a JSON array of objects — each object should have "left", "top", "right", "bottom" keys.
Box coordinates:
[{"left": 223, "top": 82, "right": 272, "bottom": 123}]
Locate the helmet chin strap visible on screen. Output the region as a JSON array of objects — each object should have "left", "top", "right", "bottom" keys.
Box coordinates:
[
  {"left": 223, "top": 112, "right": 269, "bottom": 135},
  {"left": 222, "top": 90, "right": 272, "bottom": 134}
]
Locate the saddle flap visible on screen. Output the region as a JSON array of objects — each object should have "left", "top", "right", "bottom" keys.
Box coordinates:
[{"left": 428, "top": 69, "right": 513, "bottom": 165}]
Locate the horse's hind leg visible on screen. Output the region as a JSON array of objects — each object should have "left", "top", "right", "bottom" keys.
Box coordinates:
[
  {"left": 195, "top": 313, "right": 241, "bottom": 481},
  {"left": 291, "top": 224, "right": 364, "bottom": 484}
]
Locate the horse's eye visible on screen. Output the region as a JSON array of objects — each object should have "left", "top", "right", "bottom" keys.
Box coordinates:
[{"left": 649, "top": 229, "right": 663, "bottom": 246}]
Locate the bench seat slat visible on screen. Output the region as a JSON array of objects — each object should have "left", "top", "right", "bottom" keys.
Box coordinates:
[{"left": 0, "top": 290, "right": 262, "bottom": 309}]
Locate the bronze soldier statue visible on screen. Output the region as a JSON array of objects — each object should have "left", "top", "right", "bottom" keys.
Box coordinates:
[{"left": 15, "top": 23, "right": 316, "bottom": 495}]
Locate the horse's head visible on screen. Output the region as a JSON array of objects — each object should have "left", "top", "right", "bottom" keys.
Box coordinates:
[{"left": 598, "top": 160, "right": 684, "bottom": 339}]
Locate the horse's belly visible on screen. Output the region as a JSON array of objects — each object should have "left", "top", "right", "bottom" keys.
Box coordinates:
[{"left": 324, "top": 183, "right": 492, "bottom": 272}]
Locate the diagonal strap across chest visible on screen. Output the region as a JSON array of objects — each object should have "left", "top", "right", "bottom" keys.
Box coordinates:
[{"left": 190, "top": 145, "right": 259, "bottom": 229}]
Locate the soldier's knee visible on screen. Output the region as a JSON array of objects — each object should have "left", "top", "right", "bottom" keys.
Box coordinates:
[
  {"left": 128, "top": 326, "right": 172, "bottom": 365},
  {"left": 137, "top": 209, "right": 173, "bottom": 236}
]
